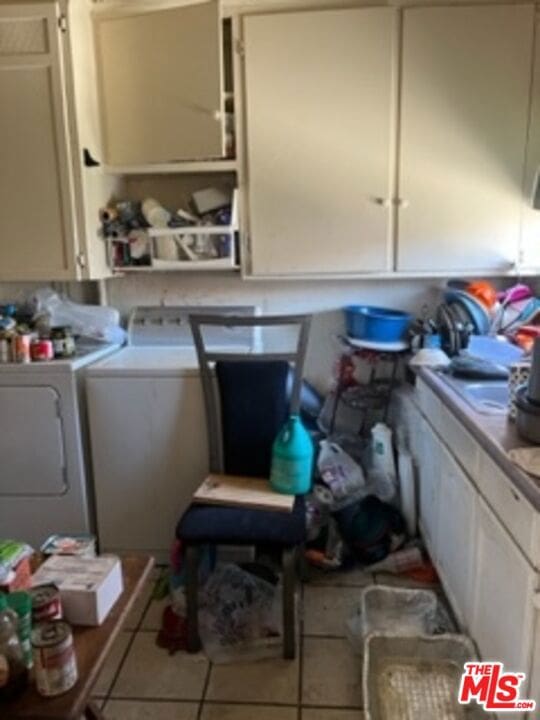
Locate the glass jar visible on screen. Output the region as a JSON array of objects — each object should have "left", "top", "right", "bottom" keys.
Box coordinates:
[{"left": 0, "top": 594, "right": 28, "bottom": 700}]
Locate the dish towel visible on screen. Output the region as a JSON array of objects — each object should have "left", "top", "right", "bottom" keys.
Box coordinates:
[{"left": 508, "top": 447, "right": 540, "bottom": 478}]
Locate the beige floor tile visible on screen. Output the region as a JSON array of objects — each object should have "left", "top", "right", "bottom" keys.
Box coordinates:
[
  {"left": 307, "top": 567, "right": 373, "bottom": 587},
  {"left": 206, "top": 656, "right": 300, "bottom": 704},
  {"left": 125, "top": 581, "right": 155, "bottom": 631},
  {"left": 303, "top": 586, "right": 361, "bottom": 637},
  {"left": 104, "top": 700, "right": 198, "bottom": 719},
  {"left": 93, "top": 632, "right": 133, "bottom": 696},
  {"left": 141, "top": 595, "right": 170, "bottom": 631},
  {"left": 302, "top": 710, "right": 364, "bottom": 720},
  {"left": 112, "top": 633, "right": 208, "bottom": 700},
  {"left": 302, "top": 638, "right": 362, "bottom": 708},
  {"left": 124, "top": 565, "right": 166, "bottom": 630},
  {"left": 201, "top": 704, "right": 297, "bottom": 720}
]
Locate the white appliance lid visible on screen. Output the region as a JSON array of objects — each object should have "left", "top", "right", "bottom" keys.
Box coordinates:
[{"left": 86, "top": 346, "right": 201, "bottom": 376}]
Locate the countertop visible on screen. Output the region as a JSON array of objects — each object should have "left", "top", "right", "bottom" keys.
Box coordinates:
[{"left": 416, "top": 367, "right": 540, "bottom": 511}]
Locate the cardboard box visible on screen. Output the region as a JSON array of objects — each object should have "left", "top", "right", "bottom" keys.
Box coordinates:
[{"left": 32, "top": 555, "right": 123, "bottom": 626}]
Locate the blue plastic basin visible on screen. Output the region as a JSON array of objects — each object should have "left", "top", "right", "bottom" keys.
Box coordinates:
[{"left": 344, "top": 305, "right": 412, "bottom": 342}]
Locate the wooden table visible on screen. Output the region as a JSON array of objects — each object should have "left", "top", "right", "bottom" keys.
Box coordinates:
[{"left": 4, "top": 554, "right": 154, "bottom": 720}]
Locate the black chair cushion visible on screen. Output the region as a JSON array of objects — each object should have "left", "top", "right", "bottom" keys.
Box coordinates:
[
  {"left": 216, "top": 360, "right": 289, "bottom": 478},
  {"left": 176, "top": 495, "right": 306, "bottom": 546}
]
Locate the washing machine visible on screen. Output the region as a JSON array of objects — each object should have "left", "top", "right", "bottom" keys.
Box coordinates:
[
  {"left": 0, "top": 341, "right": 120, "bottom": 548},
  {"left": 86, "top": 306, "right": 256, "bottom": 560}
]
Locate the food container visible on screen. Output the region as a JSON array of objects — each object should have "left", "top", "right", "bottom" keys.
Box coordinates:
[
  {"left": 30, "top": 339, "right": 54, "bottom": 362},
  {"left": 13, "top": 334, "right": 31, "bottom": 363},
  {"left": 32, "top": 621, "right": 78, "bottom": 697},
  {"left": 50, "top": 326, "right": 76, "bottom": 359},
  {"left": 509, "top": 362, "right": 531, "bottom": 420},
  {"left": 29, "top": 584, "right": 63, "bottom": 622},
  {"left": 41, "top": 534, "right": 96, "bottom": 558},
  {"left": 344, "top": 306, "right": 412, "bottom": 342},
  {"left": 515, "top": 385, "right": 540, "bottom": 443},
  {"left": 363, "top": 633, "right": 485, "bottom": 720},
  {"left": 7, "top": 592, "right": 33, "bottom": 669},
  {"left": 360, "top": 585, "right": 440, "bottom": 639}
]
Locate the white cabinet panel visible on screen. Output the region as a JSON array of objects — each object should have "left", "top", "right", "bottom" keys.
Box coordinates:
[
  {"left": 521, "top": 17, "right": 540, "bottom": 270},
  {"left": 0, "top": 3, "right": 78, "bottom": 280},
  {"left": 477, "top": 449, "right": 537, "bottom": 566},
  {"left": 244, "top": 7, "right": 395, "bottom": 275},
  {"left": 436, "top": 444, "right": 476, "bottom": 628},
  {"left": 398, "top": 4, "right": 534, "bottom": 273},
  {"left": 95, "top": 1, "right": 224, "bottom": 166},
  {"left": 417, "top": 416, "right": 440, "bottom": 559},
  {"left": 0, "top": 386, "right": 66, "bottom": 496},
  {"left": 472, "top": 498, "right": 537, "bottom": 675},
  {"left": 87, "top": 376, "right": 208, "bottom": 555}
]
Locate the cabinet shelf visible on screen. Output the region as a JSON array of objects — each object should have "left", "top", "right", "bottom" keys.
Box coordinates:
[
  {"left": 104, "top": 159, "right": 237, "bottom": 175},
  {"left": 117, "top": 259, "right": 240, "bottom": 273}
]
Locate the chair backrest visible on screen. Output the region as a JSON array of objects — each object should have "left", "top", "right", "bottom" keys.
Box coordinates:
[{"left": 189, "top": 314, "right": 312, "bottom": 474}]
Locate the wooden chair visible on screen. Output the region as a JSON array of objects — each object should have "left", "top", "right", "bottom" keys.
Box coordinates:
[{"left": 176, "top": 314, "right": 312, "bottom": 659}]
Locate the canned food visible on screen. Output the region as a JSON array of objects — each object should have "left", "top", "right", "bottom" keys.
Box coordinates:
[
  {"left": 30, "top": 339, "right": 54, "bottom": 362},
  {"left": 0, "top": 335, "right": 10, "bottom": 363},
  {"left": 32, "top": 621, "right": 78, "bottom": 697},
  {"left": 29, "top": 584, "right": 62, "bottom": 622},
  {"left": 50, "top": 327, "right": 76, "bottom": 359},
  {"left": 13, "top": 334, "right": 31, "bottom": 364}
]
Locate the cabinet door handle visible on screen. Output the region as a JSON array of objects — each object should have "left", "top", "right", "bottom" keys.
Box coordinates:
[
  {"left": 396, "top": 198, "right": 410, "bottom": 208},
  {"left": 372, "top": 197, "right": 391, "bottom": 208}
]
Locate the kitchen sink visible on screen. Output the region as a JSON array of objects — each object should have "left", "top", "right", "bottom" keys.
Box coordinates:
[{"left": 439, "top": 375, "right": 509, "bottom": 414}]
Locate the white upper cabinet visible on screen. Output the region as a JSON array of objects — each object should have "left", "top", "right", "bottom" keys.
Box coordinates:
[
  {"left": 521, "top": 14, "right": 540, "bottom": 271},
  {"left": 0, "top": 0, "right": 120, "bottom": 281},
  {"left": 94, "top": 0, "right": 224, "bottom": 167},
  {"left": 243, "top": 7, "right": 395, "bottom": 276},
  {"left": 397, "top": 4, "right": 535, "bottom": 273},
  {"left": 0, "top": 3, "right": 78, "bottom": 280}
]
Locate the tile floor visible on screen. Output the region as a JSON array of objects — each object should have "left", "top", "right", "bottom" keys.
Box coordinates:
[{"left": 92, "top": 565, "right": 440, "bottom": 719}]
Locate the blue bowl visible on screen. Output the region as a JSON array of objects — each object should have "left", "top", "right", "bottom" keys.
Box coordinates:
[{"left": 344, "top": 305, "right": 412, "bottom": 342}]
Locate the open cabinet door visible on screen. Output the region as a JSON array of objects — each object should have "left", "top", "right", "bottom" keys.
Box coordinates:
[{"left": 94, "top": 0, "right": 224, "bottom": 166}]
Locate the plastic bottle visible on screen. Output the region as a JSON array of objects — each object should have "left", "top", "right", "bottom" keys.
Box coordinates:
[
  {"left": 7, "top": 592, "right": 33, "bottom": 669},
  {"left": 270, "top": 415, "right": 314, "bottom": 494},
  {"left": 0, "top": 594, "right": 28, "bottom": 700},
  {"left": 371, "top": 422, "right": 397, "bottom": 482}
]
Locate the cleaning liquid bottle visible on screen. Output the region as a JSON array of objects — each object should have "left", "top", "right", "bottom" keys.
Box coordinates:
[{"left": 270, "top": 414, "right": 314, "bottom": 495}]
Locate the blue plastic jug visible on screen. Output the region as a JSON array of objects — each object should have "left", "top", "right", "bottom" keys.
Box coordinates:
[{"left": 270, "top": 415, "right": 314, "bottom": 495}]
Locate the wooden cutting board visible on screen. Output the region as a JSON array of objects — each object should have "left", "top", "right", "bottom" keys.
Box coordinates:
[{"left": 193, "top": 474, "right": 294, "bottom": 513}]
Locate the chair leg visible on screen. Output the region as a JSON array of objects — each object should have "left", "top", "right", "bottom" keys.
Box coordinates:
[
  {"left": 185, "top": 544, "right": 202, "bottom": 653},
  {"left": 282, "top": 546, "right": 297, "bottom": 660}
]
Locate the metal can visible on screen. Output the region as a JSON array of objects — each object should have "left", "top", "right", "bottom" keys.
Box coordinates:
[
  {"left": 13, "top": 334, "right": 31, "bottom": 364},
  {"left": 30, "top": 339, "right": 54, "bottom": 362},
  {"left": 0, "top": 334, "right": 10, "bottom": 363},
  {"left": 29, "top": 584, "right": 62, "bottom": 622},
  {"left": 32, "top": 621, "right": 78, "bottom": 697},
  {"left": 50, "top": 327, "right": 76, "bottom": 359}
]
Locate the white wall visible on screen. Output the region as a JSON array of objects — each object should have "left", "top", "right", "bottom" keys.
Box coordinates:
[
  {"left": 3, "top": 274, "right": 533, "bottom": 391},
  {"left": 103, "top": 274, "right": 442, "bottom": 390}
]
